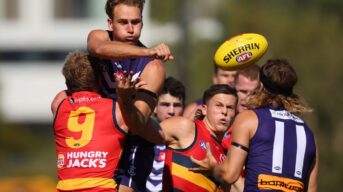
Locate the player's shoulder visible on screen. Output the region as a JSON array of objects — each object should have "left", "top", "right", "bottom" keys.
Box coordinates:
[
  {"left": 161, "top": 116, "right": 195, "bottom": 141},
  {"left": 233, "top": 110, "right": 258, "bottom": 136},
  {"left": 161, "top": 116, "right": 194, "bottom": 129},
  {"left": 51, "top": 90, "right": 68, "bottom": 117},
  {"left": 234, "top": 110, "right": 258, "bottom": 128},
  {"left": 144, "top": 59, "right": 164, "bottom": 72},
  {"left": 238, "top": 109, "right": 256, "bottom": 118},
  {"left": 87, "top": 29, "right": 111, "bottom": 41}
]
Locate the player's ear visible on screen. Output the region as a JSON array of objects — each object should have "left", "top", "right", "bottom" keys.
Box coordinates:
[
  {"left": 107, "top": 18, "right": 113, "bottom": 30},
  {"left": 212, "top": 74, "right": 218, "bottom": 84},
  {"left": 201, "top": 104, "right": 207, "bottom": 116},
  {"left": 141, "top": 14, "right": 144, "bottom": 27},
  {"left": 153, "top": 106, "right": 157, "bottom": 115},
  {"left": 259, "top": 82, "right": 264, "bottom": 92}
]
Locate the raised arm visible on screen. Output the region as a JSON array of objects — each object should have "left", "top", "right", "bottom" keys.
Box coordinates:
[
  {"left": 87, "top": 30, "right": 173, "bottom": 61},
  {"left": 115, "top": 62, "right": 166, "bottom": 143},
  {"left": 116, "top": 61, "right": 164, "bottom": 130}
]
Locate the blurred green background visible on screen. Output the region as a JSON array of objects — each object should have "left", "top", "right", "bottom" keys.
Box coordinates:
[{"left": 0, "top": 0, "right": 342, "bottom": 191}]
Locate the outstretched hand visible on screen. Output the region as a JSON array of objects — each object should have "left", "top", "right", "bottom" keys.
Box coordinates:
[
  {"left": 114, "top": 70, "right": 147, "bottom": 99},
  {"left": 189, "top": 142, "right": 218, "bottom": 176},
  {"left": 149, "top": 43, "right": 174, "bottom": 62}
]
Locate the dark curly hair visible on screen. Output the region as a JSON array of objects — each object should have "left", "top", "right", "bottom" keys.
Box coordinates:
[{"left": 160, "top": 77, "right": 186, "bottom": 103}]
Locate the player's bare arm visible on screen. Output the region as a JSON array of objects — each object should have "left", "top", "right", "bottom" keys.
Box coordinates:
[
  {"left": 115, "top": 68, "right": 165, "bottom": 144},
  {"left": 134, "top": 60, "right": 165, "bottom": 121},
  {"left": 51, "top": 90, "right": 68, "bottom": 118},
  {"left": 87, "top": 30, "right": 173, "bottom": 61},
  {"left": 217, "top": 110, "right": 256, "bottom": 184},
  {"left": 307, "top": 138, "right": 318, "bottom": 192},
  {"left": 160, "top": 116, "right": 195, "bottom": 148},
  {"left": 115, "top": 100, "right": 164, "bottom": 144}
]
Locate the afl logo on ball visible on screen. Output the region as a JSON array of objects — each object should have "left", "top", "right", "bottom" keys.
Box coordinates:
[{"left": 236, "top": 52, "right": 253, "bottom": 63}]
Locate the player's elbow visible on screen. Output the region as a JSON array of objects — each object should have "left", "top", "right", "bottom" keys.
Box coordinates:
[
  {"left": 89, "top": 45, "right": 106, "bottom": 57},
  {"left": 87, "top": 30, "right": 104, "bottom": 56},
  {"left": 221, "top": 168, "right": 240, "bottom": 184},
  {"left": 154, "top": 130, "right": 166, "bottom": 145}
]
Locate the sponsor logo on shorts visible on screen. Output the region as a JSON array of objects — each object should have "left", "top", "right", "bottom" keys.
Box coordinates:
[
  {"left": 258, "top": 174, "right": 304, "bottom": 192},
  {"left": 236, "top": 52, "right": 253, "bottom": 63}
]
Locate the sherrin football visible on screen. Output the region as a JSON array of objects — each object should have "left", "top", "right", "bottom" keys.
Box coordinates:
[{"left": 214, "top": 33, "right": 268, "bottom": 70}]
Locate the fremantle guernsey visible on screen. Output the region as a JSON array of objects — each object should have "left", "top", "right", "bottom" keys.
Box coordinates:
[
  {"left": 98, "top": 30, "right": 153, "bottom": 99},
  {"left": 163, "top": 120, "right": 226, "bottom": 192},
  {"left": 146, "top": 144, "right": 166, "bottom": 192},
  {"left": 98, "top": 31, "right": 156, "bottom": 191},
  {"left": 53, "top": 91, "right": 127, "bottom": 191},
  {"left": 244, "top": 105, "right": 316, "bottom": 192}
]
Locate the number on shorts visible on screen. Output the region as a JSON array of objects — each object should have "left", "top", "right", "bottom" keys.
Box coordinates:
[
  {"left": 66, "top": 107, "right": 95, "bottom": 148},
  {"left": 272, "top": 121, "right": 307, "bottom": 178}
]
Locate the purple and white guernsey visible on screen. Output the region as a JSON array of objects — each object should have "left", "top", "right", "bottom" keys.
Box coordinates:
[
  {"left": 244, "top": 105, "right": 316, "bottom": 192},
  {"left": 99, "top": 31, "right": 153, "bottom": 99},
  {"left": 98, "top": 31, "right": 156, "bottom": 191},
  {"left": 146, "top": 145, "right": 166, "bottom": 192}
]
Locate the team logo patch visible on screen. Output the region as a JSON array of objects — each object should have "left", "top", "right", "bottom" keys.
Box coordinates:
[
  {"left": 128, "top": 165, "right": 136, "bottom": 176},
  {"left": 113, "top": 62, "right": 122, "bottom": 69},
  {"left": 199, "top": 141, "right": 207, "bottom": 151},
  {"left": 223, "top": 132, "right": 231, "bottom": 139},
  {"left": 158, "top": 152, "right": 165, "bottom": 161},
  {"left": 116, "top": 71, "right": 124, "bottom": 80},
  {"left": 69, "top": 98, "right": 75, "bottom": 104},
  {"left": 57, "top": 153, "right": 66, "bottom": 169}
]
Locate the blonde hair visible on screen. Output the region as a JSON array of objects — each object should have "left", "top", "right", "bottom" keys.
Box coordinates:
[{"left": 62, "top": 51, "right": 100, "bottom": 93}]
